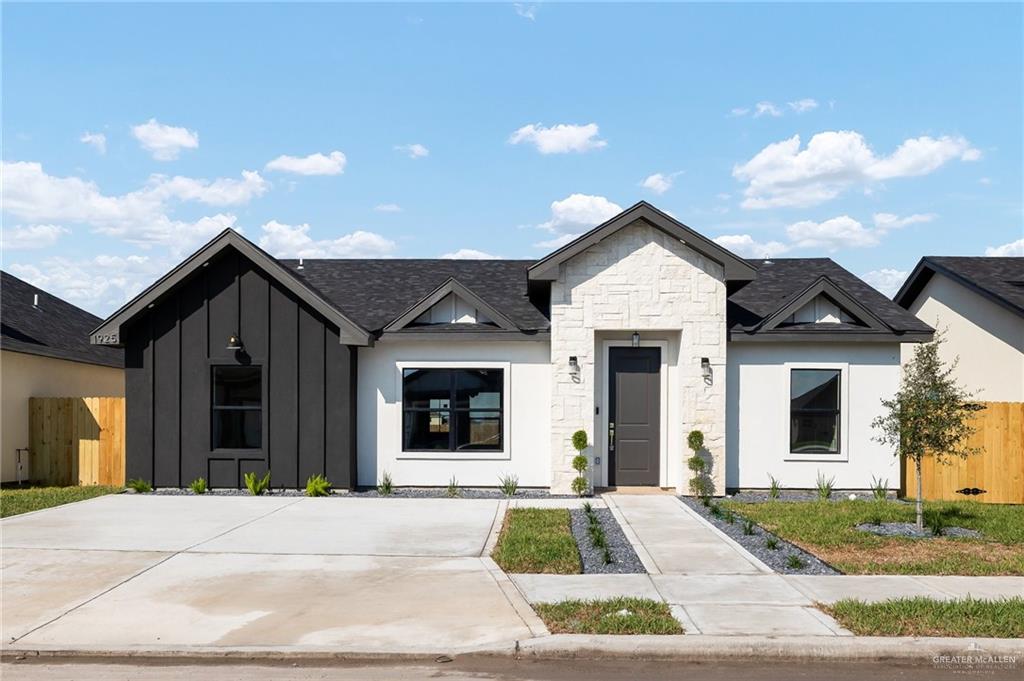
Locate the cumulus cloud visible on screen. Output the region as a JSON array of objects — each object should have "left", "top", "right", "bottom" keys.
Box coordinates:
[
  {"left": 733, "top": 131, "right": 980, "bottom": 209},
  {"left": 80, "top": 132, "right": 107, "bottom": 154},
  {"left": 131, "top": 118, "right": 199, "bottom": 160},
  {"left": 787, "top": 98, "right": 819, "bottom": 113},
  {"left": 394, "top": 143, "right": 429, "bottom": 159},
  {"left": 872, "top": 212, "right": 935, "bottom": 232},
  {"left": 536, "top": 193, "right": 622, "bottom": 234},
  {"left": 754, "top": 101, "right": 783, "bottom": 117},
  {"left": 640, "top": 172, "right": 682, "bottom": 195},
  {"left": 786, "top": 215, "right": 880, "bottom": 251},
  {"left": 258, "top": 220, "right": 396, "bottom": 259},
  {"left": 374, "top": 203, "right": 402, "bottom": 212},
  {"left": 265, "top": 151, "right": 347, "bottom": 175},
  {"left": 509, "top": 123, "right": 607, "bottom": 154},
  {"left": 440, "top": 248, "right": 500, "bottom": 259},
  {"left": 985, "top": 238, "right": 1024, "bottom": 257},
  {"left": 1, "top": 224, "right": 69, "bottom": 250},
  {"left": 861, "top": 268, "right": 910, "bottom": 297},
  {"left": 712, "top": 234, "right": 790, "bottom": 258}
]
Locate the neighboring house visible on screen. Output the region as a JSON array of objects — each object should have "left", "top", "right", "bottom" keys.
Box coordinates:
[
  {"left": 90, "top": 202, "right": 932, "bottom": 493},
  {"left": 895, "top": 257, "right": 1024, "bottom": 402},
  {"left": 1, "top": 271, "right": 125, "bottom": 483}
]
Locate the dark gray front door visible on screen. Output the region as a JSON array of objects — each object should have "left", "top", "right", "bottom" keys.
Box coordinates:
[{"left": 608, "top": 347, "right": 661, "bottom": 486}]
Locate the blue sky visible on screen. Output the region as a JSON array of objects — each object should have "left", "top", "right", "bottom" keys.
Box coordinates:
[{"left": 3, "top": 2, "right": 1021, "bottom": 315}]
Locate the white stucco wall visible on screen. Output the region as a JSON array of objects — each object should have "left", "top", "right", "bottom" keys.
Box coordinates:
[
  {"left": 0, "top": 350, "right": 125, "bottom": 483},
  {"left": 356, "top": 339, "right": 551, "bottom": 487},
  {"left": 549, "top": 221, "right": 728, "bottom": 494},
  {"left": 726, "top": 342, "right": 901, "bottom": 490},
  {"left": 902, "top": 272, "right": 1024, "bottom": 402}
]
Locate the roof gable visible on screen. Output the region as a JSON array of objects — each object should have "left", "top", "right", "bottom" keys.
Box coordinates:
[
  {"left": 757, "top": 275, "right": 890, "bottom": 333},
  {"left": 90, "top": 230, "right": 373, "bottom": 346},
  {"left": 527, "top": 201, "right": 757, "bottom": 281},
  {"left": 895, "top": 256, "right": 1024, "bottom": 319},
  {"left": 384, "top": 277, "right": 518, "bottom": 332}
]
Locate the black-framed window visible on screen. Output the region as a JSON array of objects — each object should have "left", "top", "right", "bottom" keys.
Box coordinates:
[
  {"left": 790, "top": 369, "right": 840, "bottom": 454},
  {"left": 402, "top": 368, "right": 503, "bottom": 451},
  {"left": 212, "top": 366, "right": 262, "bottom": 449}
]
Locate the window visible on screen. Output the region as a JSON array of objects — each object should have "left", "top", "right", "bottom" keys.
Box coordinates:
[
  {"left": 402, "top": 368, "right": 503, "bottom": 451},
  {"left": 790, "top": 369, "right": 840, "bottom": 453},
  {"left": 212, "top": 366, "right": 262, "bottom": 449}
]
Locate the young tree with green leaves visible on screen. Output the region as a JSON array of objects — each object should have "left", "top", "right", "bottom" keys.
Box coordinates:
[{"left": 872, "top": 333, "right": 983, "bottom": 531}]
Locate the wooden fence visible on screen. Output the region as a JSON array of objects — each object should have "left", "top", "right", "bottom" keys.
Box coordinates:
[
  {"left": 901, "top": 401, "right": 1024, "bottom": 504},
  {"left": 29, "top": 397, "right": 125, "bottom": 486}
]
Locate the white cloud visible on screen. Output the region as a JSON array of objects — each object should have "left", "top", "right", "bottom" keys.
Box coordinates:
[
  {"left": 730, "top": 107, "right": 750, "bottom": 117},
  {"left": 786, "top": 215, "right": 879, "bottom": 251},
  {"left": 265, "top": 151, "right": 347, "bottom": 175},
  {"left": 509, "top": 123, "right": 607, "bottom": 154},
  {"left": 713, "top": 234, "right": 790, "bottom": 258},
  {"left": 733, "top": 131, "right": 981, "bottom": 209},
  {"left": 513, "top": 3, "right": 537, "bottom": 20},
  {"left": 441, "top": 248, "right": 500, "bottom": 259},
  {"left": 131, "top": 118, "right": 199, "bottom": 160},
  {"left": 80, "top": 132, "right": 107, "bottom": 154},
  {"left": 374, "top": 203, "right": 402, "bottom": 212},
  {"left": 872, "top": 212, "right": 935, "bottom": 232},
  {"left": 536, "top": 193, "right": 622, "bottom": 234},
  {"left": 754, "top": 101, "right": 783, "bottom": 117},
  {"left": 144, "top": 170, "right": 269, "bottom": 206},
  {"left": 861, "top": 268, "right": 910, "bottom": 297},
  {"left": 394, "top": 143, "right": 429, "bottom": 159},
  {"left": 640, "top": 172, "right": 682, "bottom": 195},
  {"left": 788, "top": 98, "right": 819, "bottom": 113},
  {"left": 258, "top": 220, "right": 396, "bottom": 259},
  {"left": 1, "top": 224, "right": 69, "bottom": 250},
  {"left": 985, "top": 238, "right": 1024, "bottom": 257}
]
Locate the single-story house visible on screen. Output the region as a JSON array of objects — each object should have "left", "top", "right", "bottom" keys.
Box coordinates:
[
  {"left": 895, "top": 256, "right": 1023, "bottom": 402},
  {"left": 90, "top": 202, "right": 933, "bottom": 493},
  {"left": 1, "top": 271, "right": 125, "bottom": 483}
]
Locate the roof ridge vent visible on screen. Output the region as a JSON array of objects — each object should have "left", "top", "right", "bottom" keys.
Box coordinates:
[
  {"left": 297, "top": 257, "right": 304, "bottom": 270},
  {"left": 32, "top": 293, "right": 39, "bottom": 309}
]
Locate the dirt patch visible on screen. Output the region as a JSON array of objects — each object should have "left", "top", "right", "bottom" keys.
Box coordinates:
[{"left": 806, "top": 538, "right": 1024, "bottom": 575}]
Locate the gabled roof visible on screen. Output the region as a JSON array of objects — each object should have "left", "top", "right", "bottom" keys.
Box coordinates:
[
  {"left": 383, "top": 277, "right": 519, "bottom": 332},
  {"left": 1, "top": 271, "right": 123, "bottom": 368},
  {"left": 527, "top": 201, "right": 757, "bottom": 281},
  {"left": 728, "top": 259, "right": 934, "bottom": 342},
  {"left": 894, "top": 256, "right": 1024, "bottom": 318},
  {"left": 90, "top": 230, "right": 373, "bottom": 346}
]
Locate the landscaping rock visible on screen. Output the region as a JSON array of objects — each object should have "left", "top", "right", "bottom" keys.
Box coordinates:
[
  {"left": 728, "top": 490, "right": 896, "bottom": 503},
  {"left": 678, "top": 496, "right": 840, "bottom": 575},
  {"left": 146, "top": 487, "right": 574, "bottom": 498},
  {"left": 855, "top": 522, "right": 982, "bottom": 539},
  {"left": 569, "top": 507, "right": 646, "bottom": 574}
]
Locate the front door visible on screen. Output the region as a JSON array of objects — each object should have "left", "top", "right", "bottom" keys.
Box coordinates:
[{"left": 608, "top": 347, "right": 661, "bottom": 486}]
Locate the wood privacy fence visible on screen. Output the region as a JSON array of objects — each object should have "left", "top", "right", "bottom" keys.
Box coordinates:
[
  {"left": 901, "top": 401, "right": 1024, "bottom": 505},
  {"left": 29, "top": 397, "right": 125, "bottom": 486}
]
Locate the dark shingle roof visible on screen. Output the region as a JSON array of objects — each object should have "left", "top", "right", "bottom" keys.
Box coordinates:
[
  {"left": 895, "top": 257, "right": 1024, "bottom": 317},
  {"left": 280, "top": 259, "right": 550, "bottom": 333},
  {"left": 1, "top": 271, "right": 123, "bottom": 368},
  {"left": 728, "top": 258, "right": 934, "bottom": 336}
]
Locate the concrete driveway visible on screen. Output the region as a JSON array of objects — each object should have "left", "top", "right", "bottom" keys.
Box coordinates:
[{"left": 2, "top": 494, "right": 541, "bottom": 654}]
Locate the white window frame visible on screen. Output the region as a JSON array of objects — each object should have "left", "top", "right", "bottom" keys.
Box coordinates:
[
  {"left": 394, "top": 360, "right": 512, "bottom": 461},
  {"left": 783, "top": 361, "right": 849, "bottom": 462}
]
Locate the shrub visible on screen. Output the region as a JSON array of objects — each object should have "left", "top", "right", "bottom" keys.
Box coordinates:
[
  {"left": 305, "top": 474, "right": 332, "bottom": 497},
  {"left": 571, "top": 476, "right": 589, "bottom": 497},
  {"left": 870, "top": 475, "right": 889, "bottom": 501},
  {"left": 571, "top": 430, "right": 589, "bottom": 454},
  {"left": 742, "top": 519, "right": 756, "bottom": 535},
  {"left": 869, "top": 513, "right": 883, "bottom": 526},
  {"left": 446, "top": 475, "right": 460, "bottom": 498},
  {"left": 723, "top": 508, "right": 735, "bottom": 524},
  {"left": 687, "top": 430, "right": 704, "bottom": 453},
  {"left": 786, "top": 554, "right": 806, "bottom": 570},
  {"left": 377, "top": 471, "right": 394, "bottom": 496},
  {"left": 571, "top": 431, "right": 590, "bottom": 498},
  {"left": 709, "top": 503, "right": 722, "bottom": 518},
  {"left": 768, "top": 474, "right": 781, "bottom": 500},
  {"left": 582, "top": 501, "right": 593, "bottom": 514},
  {"left": 924, "top": 509, "right": 947, "bottom": 537},
  {"left": 244, "top": 471, "right": 271, "bottom": 496},
  {"left": 499, "top": 473, "right": 519, "bottom": 497},
  {"left": 815, "top": 471, "right": 835, "bottom": 500},
  {"left": 188, "top": 477, "right": 207, "bottom": 495},
  {"left": 765, "top": 536, "right": 779, "bottom": 550},
  {"left": 687, "top": 430, "right": 711, "bottom": 500},
  {"left": 126, "top": 478, "right": 152, "bottom": 493}
]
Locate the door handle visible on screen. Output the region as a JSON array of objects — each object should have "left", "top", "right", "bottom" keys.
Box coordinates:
[{"left": 608, "top": 422, "right": 615, "bottom": 451}]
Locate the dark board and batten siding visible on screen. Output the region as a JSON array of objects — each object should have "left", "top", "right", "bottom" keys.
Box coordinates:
[{"left": 124, "top": 248, "right": 357, "bottom": 489}]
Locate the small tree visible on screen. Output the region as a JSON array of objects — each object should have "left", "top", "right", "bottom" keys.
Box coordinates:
[
  {"left": 872, "top": 333, "right": 983, "bottom": 531},
  {"left": 571, "top": 429, "right": 590, "bottom": 497},
  {"left": 686, "top": 429, "right": 712, "bottom": 501}
]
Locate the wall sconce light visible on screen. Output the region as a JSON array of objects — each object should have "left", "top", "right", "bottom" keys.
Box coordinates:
[
  {"left": 701, "top": 357, "right": 712, "bottom": 384},
  {"left": 568, "top": 355, "right": 579, "bottom": 371},
  {"left": 226, "top": 334, "right": 244, "bottom": 351},
  {"left": 631, "top": 331, "right": 640, "bottom": 348}
]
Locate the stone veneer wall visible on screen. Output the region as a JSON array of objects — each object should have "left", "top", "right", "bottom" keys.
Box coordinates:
[{"left": 548, "top": 221, "right": 727, "bottom": 494}]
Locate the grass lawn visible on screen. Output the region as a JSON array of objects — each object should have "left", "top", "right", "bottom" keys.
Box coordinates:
[
  {"left": 723, "top": 499, "right": 1024, "bottom": 575},
  {"left": 0, "top": 484, "right": 121, "bottom": 518},
  {"left": 535, "top": 597, "right": 683, "bottom": 635},
  {"left": 822, "top": 597, "right": 1024, "bottom": 638},
  {"left": 491, "top": 508, "right": 582, "bottom": 574}
]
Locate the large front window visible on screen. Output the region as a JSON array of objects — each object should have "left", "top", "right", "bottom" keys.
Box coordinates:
[
  {"left": 212, "top": 366, "right": 262, "bottom": 449},
  {"left": 790, "top": 369, "right": 840, "bottom": 453},
  {"left": 402, "top": 368, "right": 503, "bottom": 451}
]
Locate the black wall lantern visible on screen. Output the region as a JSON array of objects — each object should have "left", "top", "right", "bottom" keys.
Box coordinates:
[
  {"left": 226, "top": 334, "right": 244, "bottom": 351},
  {"left": 631, "top": 331, "right": 640, "bottom": 348}
]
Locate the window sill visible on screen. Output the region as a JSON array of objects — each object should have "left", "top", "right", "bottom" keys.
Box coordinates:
[
  {"left": 783, "top": 452, "right": 848, "bottom": 463},
  {"left": 397, "top": 450, "right": 511, "bottom": 462}
]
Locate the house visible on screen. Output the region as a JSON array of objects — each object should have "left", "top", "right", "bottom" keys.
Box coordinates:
[
  {"left": 90, "top": 202, "right": 933, "bottom": 493},
  {"left": 895, "top": 256, "right": 1024, "bottom": 402},
  {"left": 1, "top": 271, "right": 125, "bottom": 483}
]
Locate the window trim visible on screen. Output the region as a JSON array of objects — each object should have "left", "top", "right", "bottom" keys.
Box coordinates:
[
  {"left": 395, "top": 361, "right": 512, "bottom": 461},
  {"left": 789, "top": 368, "right": 841, "bottom": 455},
  {"left": 782, "top": 362, "right": 849, "bottom": 462},
  {"left": 211, "top": 364, "right": 264, "bottom": 451}
]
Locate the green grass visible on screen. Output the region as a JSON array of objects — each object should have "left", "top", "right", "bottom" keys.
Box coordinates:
[
  {"left": 0, "top": 485, "right": 120, "bottom": 518},
  {"left": 823, "top": 597, "right": 1024, "bottom": 638},
  {"left": 491, "top": 508, "right": 582, "bottom": 574},
  {"left": 535, "top": 597, "right": 683, "bottom": 635},
  {"left": 722, "top": 499, "right": 1024, "bottom": 575}
]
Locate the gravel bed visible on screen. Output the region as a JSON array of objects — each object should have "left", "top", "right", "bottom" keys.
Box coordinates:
[
  {"left": 679, "top": 496, "right": 840, "bottom": 575},
  {"left": 142, "top": 488, "right": 304, "bottom": 496},
  {"left": 728, "top": 490, "right": 898, "bottom": 503},
  {"left": 143, "top": 487, "right": 573, "bottom": 499},
  {"left": 569, "top": 507, "right": 646, "bottom": 574},
  {"left": 855, "top": 522, "right": 982, "bottom": 539}
]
